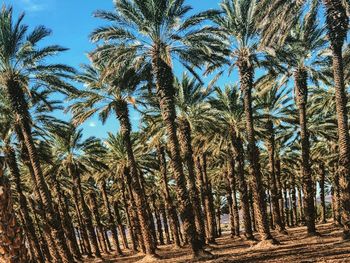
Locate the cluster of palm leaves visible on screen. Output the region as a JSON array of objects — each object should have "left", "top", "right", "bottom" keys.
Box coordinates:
[{"left": 0, "top": 0, "right": 349, "bottom": 262}]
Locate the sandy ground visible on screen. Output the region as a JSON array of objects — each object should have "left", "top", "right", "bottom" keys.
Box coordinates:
[{"left": 84, "top": 222, "right": 350, "bottom": 263}]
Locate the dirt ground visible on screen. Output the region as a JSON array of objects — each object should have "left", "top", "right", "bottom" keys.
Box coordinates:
[{"left": 84, "top": 222, "right": 350, "bottom": 263}]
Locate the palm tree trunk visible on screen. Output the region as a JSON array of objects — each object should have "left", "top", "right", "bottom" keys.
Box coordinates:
[
  {"left": 100, "top": 181, "right": 123, "bottom": 255},
  {"left": 123, "top": 169, "right": 146, "bottom": 253},
  {"left": 73, "top": 189, "right": 92, "bottom": 256},
  {"left": 62, "top": 194, "right": 81, "bottom": 258},
  {"left": 156, "top": 145, "right": 181, "bottom": 248},
  {"left": 230, "top": 133, "right": 254, "bottom": 239},
  {"left": 152, "top": 52, "right": 206, "bottom": 257},
  {"left": 88, "top": 192, "right": 109, "bottom": 253},
  {"left": 216, "top": 197, "right": 222, "bottom": 237},
  {"left": 201, "top": 154, "right": 216, "bottom": 243},
  {"left": 178, "top": 118, "right": 206, "bottom": 246},
  {"left": 160, "top": 202, "right": 171, "bottom": 245},
  {"left": 275, "top": 159, "right": 286, "bottom": 228},
  {"left": 297, "top": 186, "right": 304, "bottom": 225},
  {"left": 50, "top": 166, "right": 81, "bottom": 260},
  {"left": 29, "top": 198, "right": 62, "bottom": 262},
  {"left": 195, "top": 157, "right": 209, "bottom": 237},
  {"left": 116, "top": 102, "right": 156, "bottom": 256},
  {"left": 290, "top": 174, "right": 298, "bottom": 226},
  {"left": 225, "top": 174, "right": 236, "bottom": 238},
  {"left": 5, "top": 146, "right": 45, "bottom": 262},
  {"left": 113, "top": 201, "right": 129, "bottom": 250},
  {"left": 283, "top": 183, "right": 290, "bottom": 227},
  {"left": 294, "top": 67, "right": 316, "bottom": 235},
  {"left": 238, "top": 56, "right": 274, "bottom": 241},
  {"left": 319, "top": 163, "right": 327, "bottom": 223},
  {"left": 121, "top": 178, "right": 138, "bottom": 252},
  {"left": 228, "top": 157, "right": 240, "bottom": 237},
  {"left": 265, "top": 121, "right": 286, "bottom": 233},
  {"left": 324, "top": 0, "right": 350, "bottom": 239},
  {"left": 5, "top": 79, "right": 75, "bottom": 263},
  {"left": 248, "top": 186, "right": 257, "bottom": 232},
  {"left": 71, "top": 168, "right": 101, "bottom": 258},
  {"left": 152, "top": 194, "right": 164, "bottom": 245},
  {"left": 332, "top": 166, "right": 342, "bottom": 226},
  {"left": 0, "top": 164, "right": 29, "bottom": 262}
]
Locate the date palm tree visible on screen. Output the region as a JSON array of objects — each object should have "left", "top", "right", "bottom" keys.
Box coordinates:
[
  {"left": 209, "top": 85, "right": 254, "bottom": 240},
  {"left": 212, "top": 0, "right": 277, "bottom": 243},
  {"left": 267, "top": 0, "right": 329, "bottom": 235},
  {"left": 259, "top": 0, "right": 350, "bottom": 239},
  {"left": 90, "top": 0, "right": 225, "bottom": 258},
  {"left": 0, "top": 6, "right": 76, "bottom": 261},
  {"left": 0, "top": 158, "right": 29, "bottom": 263},
  {"left": 70, "top": 61, "right": 157, "bottom": 257},
  {"left": 255, "top": 81, "right": 293, "bottom": 233},
  {"left": 46, "top": 122, "right": 106, "bottom": 258},
  {"left": 174, "top": 73, "right": 214, "bottom": 244}
]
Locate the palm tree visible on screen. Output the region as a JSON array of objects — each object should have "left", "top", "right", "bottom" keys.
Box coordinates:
[
  {"left": 209, "top": 85, "right": 254, "bottom": 240},
  {"left": 259, "top": 0, "right": 350, "bottom": 240},
  {"left": 270, "top": 1, "right": 328, "bottom": 235},
  {"left": 47, "top": 123, "right": 106, "bottom": 258},
  {"left": 90, "top": 0, "right": 225, "bottom": 258},
  {"left": 324, "top": 0, "right": 350, "bottom": 239},
  {"left": 0, "top": 7, "right": 76, "bottom": 261},
  {"left": 70, "top": 61, "right": 157, "bottom": 257},
  {"left": 255, "top": 80, "right": 293, "bottom": 233},
  {"left": 0, "top": 158, "right": 29, "bottom": 263},
  {"left": 174, "top": 73, "right": 214, "bottom": 244},
  {"left": 212, "top": 0, "right": 276, "bottom": 243}
]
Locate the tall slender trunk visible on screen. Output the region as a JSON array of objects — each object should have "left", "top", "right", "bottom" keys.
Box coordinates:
[
  {"left": 121, "top": 177, "right": 138, "bottom": 252},
  {"left": 5, "top": 79, "right": 74, "bottom": 263},
  {"left": 113, "top": 201, "right": 129, "bottom": 250},
  {"left": 156, "top": 145, "right": 181, "bottom": 248},
  {"left": 71, "top": 167, "right": 101, "bottom": 257},
  {"left": 248, "top": 186, "right": 257, "bottom": 232},
  {"left": 88, "top": 192, "right": 109, "bottom": 253},
  {"left": 275, "top": 159, "right": 286, "bottom": 228},
  {"left": 238, "top": 54, "right": 274, "bottom": 241},
  {"left": 195, "top": 157, "right": 209, "bottom": 237},
  {"left": 228, "top": 157, "right": 240, "bottom": 237},
  {"left": 290, "top": 174, "right": 298, "bottom": 226},
  {"left": 201, "top": 154, "right": 216, "bottom": 243},
  {"left": 178, "top": 118, "right": 206, "bottom": 246},
  {"left": 225, "top": 174, "right": 236, "bottom": 238},
  {"left": 62, "top": 194, "right": 81, "bottom": 258},
  {"left": 230, "top": 133, "right": 254, "bottom": 239},
  {"left": 72, "top": 189, "right": 92, "bottom": 256},
  {"left": 152, "top": 194, "right": 164, "bottom": 245},
  {"left": 0, "top": 164, "right": 29, "bottom": 262},
  {"left": 324, "top": 0, "right": 350, "bottom": 239},
  {"left": 123, "top": 169, "right": 146, "bottom": 253},
  {"left": 294, "top": 67, "right": 316, "bottom": 235},
  {"left": 5, "top": 146, "right": 45, "bottom": 262},
  {"left": 160, "top": 202, "right": 171, "bottom": 244},
  {"left": 283, "top": 183, "right": 290, "bottom": 227},
  {"left": 100, "top": 181, "right": 123, "bottom": 255},
  {"left": 265, "top": 121, "right": 285, "bottom": 233},
  {"left": 267, "top": 188, "right": 274, "bottom": 229},
  {"left": 216, "top": 196, "right": 222, "bottom": 237},
  {"left": 30, "top": 198, "right": 62, "bottom": 262},
  {"left": 50, "top": 167, "right": 81, "bottom": 259},
  {"left": 319, "top": 163, "right": 327, "bottom": 223},
  {"left": 297, "top": 186, "right": 304, "bottom": 225},
  {"left": 116, "top": 101, "right": 156, "bottom": 255},
  {"left": 332, "top": 166, "right": 342, "bottom": 226},
  {"left": 152, "top": 50, "right": 206, "bottom": 257}
]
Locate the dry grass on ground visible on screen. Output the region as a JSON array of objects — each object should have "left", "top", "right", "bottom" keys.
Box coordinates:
[{"left": 84, "top": 222, "right": 350, "bottom": 263}]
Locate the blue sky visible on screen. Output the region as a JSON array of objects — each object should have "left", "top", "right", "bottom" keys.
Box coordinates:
[{"left": 5, "top": 0, "right": 231, "bottom": 139}]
